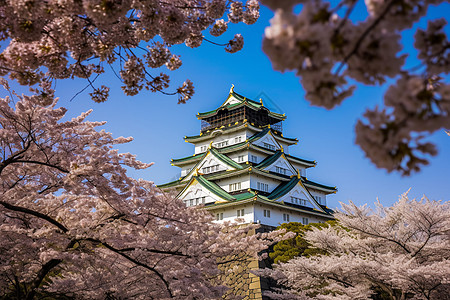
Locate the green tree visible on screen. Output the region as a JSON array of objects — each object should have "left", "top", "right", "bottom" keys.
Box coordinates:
[{"left": 270, "top": 221, "right": 337, "bottom": 264}]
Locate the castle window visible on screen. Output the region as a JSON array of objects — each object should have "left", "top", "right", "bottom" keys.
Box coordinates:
[
  {"left": 235, "top": 136, "right": 242, "bottom": 143},
  {"left": 214, "top": 141, "right": 228, "bottom": 148},
  {"left": 283, "top": 213, "right": 290, "bottom": 222},
  {"left": 263, "top": 143, "right": 276, "bottom": 151},
  {"left": 291, "top": 196, "right": 308, "bottom": 206},
  {"left": 229, "top": 182, "right": 241, "bottom": 192},
  {"left": 302, "top": 217, "right": 309, "bottom": 225},
  {"left": 216, "top": 213, "right": 223, "bottom": 220},
  {"left": 275, "top": 166, "right": 287, "bottom": 175},
  {"left": 314, "top": 196, "right": 323, "bottom": 204},
  {"left": 202, "top": 165, "right": 219, "bottom": 174},
  {"left": 200, "top": 145, "right": 207, "bottom": 152},
  {"left": 257, "top": 182, "right": 269, "bottom": 192},
  {"left": 237, "top": 155, "right": 244, "bottom": 162},
  {"left": 250, "top": 155, "right": 258, "bottom": 163},
  {"left": 263, "top": 209, "right": 271, "bottom": 218},
  {"left": 237, "top": 209, "right": 244, "bottom": 217}
]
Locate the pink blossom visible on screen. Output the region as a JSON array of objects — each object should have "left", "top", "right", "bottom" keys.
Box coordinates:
[{"left": 0, "top": 84, "right": 284, "bottom": 298}]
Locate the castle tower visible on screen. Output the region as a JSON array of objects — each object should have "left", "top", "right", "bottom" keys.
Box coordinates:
[{"left": 159, "top": 86, "right": 336, "bottom": 228}]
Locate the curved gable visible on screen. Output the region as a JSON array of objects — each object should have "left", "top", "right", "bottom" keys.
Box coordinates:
[
  {"left": 182, "top": 148, "right": 243, "bottom": 182},
  {"left": 252, "top": 130, "right": 281, "bottom": 151}
]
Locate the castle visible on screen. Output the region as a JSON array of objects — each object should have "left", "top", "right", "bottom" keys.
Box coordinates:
[{"left": 159, "top": 86, "right": 336, "bottom": 228}]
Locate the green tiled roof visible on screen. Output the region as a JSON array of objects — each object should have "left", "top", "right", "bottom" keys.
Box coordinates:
[
  {"left": 215, "top": 142, "right": 315, "bottom": 167},
  {"left": 205, "top": 193, "right": 333, "bottom": 217},
  {"left": 285, "top": 153, "right": 315, "bottom": 166},
  {"left": 157, "top": 179, "right": 183, "bottom": 189},
  {"left": 175, "top": 147, "right": 244, "bottom": 182},
  {"left": 197, "top": 90, "right": 285, "bottom": 120},
  {"left": 198, "top": 102, "right": 242, "bottom": 116},
  {"left": 303, "top": 177, "right": 337, "bottom": 192},
  {"left": 185, "top": 121, "right": 246, "bottom": 141},
  {"left": 195, "top": 175, "right": 236, "bottom": 201},
  {"left": 171, "top": 153, "right": 204, "bottom": 164},
  {"left": 185, "top": 124, "right": 298, "bottom": 145},
  {"left": 255, "top": 150, "right": 283, "bottom": 169},
  {"left": 249, "top": 144, "right": 315, "bottom": 166},
  {"left": 233, "top": 191, "right": 256, "bottom": 201},
  {"left": 248, "top": 127, "right": 270, "bottom": 142},
  {"left": 267, "top": 177, "right": 299, "bottom": 200},
  {"left": 210, "top": 148, "right": 244, "bottom": 170}
]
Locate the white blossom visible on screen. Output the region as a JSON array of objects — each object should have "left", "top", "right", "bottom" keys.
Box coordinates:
[
  {"left": 0, "top": 0, "right": 257, "bottom": 103},
  {"left": 226, "top": 33, "right": 244, "bottom": 53},
  {"left": 264, "top": 192, "right": 450, "bottom": 300},
  {"left": 210, "top": 19, "right": 228, "bottom": 37},
  {"left": 262, "top": 0, "right": 449, "bottom": 175},
  {"left": 0, "top": 84, "right": 285, "bottom": 299}
]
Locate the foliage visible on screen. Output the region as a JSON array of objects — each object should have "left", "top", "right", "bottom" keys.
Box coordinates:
[
  {"left": 262, "top": 192, "right": 450, "bottom": 300},
  {"left": 0, "top": 82, "right": 283, "bottom": 299},
  {"left": 261, "top": 0, "right": 450, "bottom": 175},
  {"left": 269, "top": 221, "right": 337, "bottom": 264},
  {"left": 0, "top": 0, "right": 259, "bottom": 103}
]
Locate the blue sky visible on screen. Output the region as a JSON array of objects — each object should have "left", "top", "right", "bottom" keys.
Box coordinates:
[{"left": 3, "top": 3, "right": 449, "bottom": 209}]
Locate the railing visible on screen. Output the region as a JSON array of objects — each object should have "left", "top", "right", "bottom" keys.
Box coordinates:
[{"left": 200, "top": 107, "right": 283, "bottom": 133}]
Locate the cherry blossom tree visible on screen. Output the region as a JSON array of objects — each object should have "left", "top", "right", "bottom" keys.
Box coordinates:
[
  {"left": 0, "top": 0, "right": 259, "bottom": 103},
  {"left": 261, "top": 0, "right": 450, "bottom": 175},
  {"left": 262, "top": 191, "right": 450, "bottom": 300},
  {"left": 0, "top": 81, "right": 282, "bottom": 299}
]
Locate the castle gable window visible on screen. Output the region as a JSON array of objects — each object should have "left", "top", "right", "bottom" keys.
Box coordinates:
[
  {"left": 202, "top": 165, "right": 220, "bottom": 174},
  {"left": 229, "top": 182, "right": 241, "bottom": 192},
  {"left": 263, "top": 142, "right": 276, "bottom": 151},
  {"left": 257, "top": 182, "right": 269, "bottom": 192}
]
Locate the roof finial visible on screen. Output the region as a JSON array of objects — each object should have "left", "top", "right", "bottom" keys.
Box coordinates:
[
  {"left": 209, "top": 140, "right": 213, "bottom": 149},
  {"left": 230, "top": 84, "right": 235, "bottom": 93},
  {"left": 194, "top": 168, "right": 199, "bottom": 176},
  {"left": 259, "top": 98, "right": 263, "bottom": 106},
  {"left": 297, "top": 169, "right": 301, "bottom": 179},
  {"left": 280, "top": 145, "right": 284, "bottom": 153}
]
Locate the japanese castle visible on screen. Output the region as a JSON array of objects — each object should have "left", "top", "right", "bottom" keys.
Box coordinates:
[{"left": 159, "top": 86, "right": 336, "bottom": 228}]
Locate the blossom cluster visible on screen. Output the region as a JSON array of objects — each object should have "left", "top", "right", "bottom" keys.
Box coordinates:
[
  {"left": 262, "top": 191, "right": 450, "bottom": 299},
  {"left": 261, "top": 0, "right": 449, "bottom": 175},
  {"left": 0, "top": 84, "right": 283, "bottom": 299},
  {"left": 0, "top": 0, "right": 260, "bottom": 103}
]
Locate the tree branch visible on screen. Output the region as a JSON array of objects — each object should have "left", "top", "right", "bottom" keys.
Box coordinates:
[
  {"left": 14, "top": 159, "right": 69, "bottom": 173},
  {"left": 89, "top": 239, "right": 174, "bottom": 298},
  {"left": 0, "top": 200, "right": 68, "bottom": 233},
  {"left": 334, "top": 0, "right": 397, "bottom": 75},
  {"left": 26, "top": 259, "right": 63, "bottom": 300}
]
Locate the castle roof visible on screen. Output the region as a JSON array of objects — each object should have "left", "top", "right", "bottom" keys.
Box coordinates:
[
  {"left": 173, "top": 174, "right": 334, "bottom": 218},
  {"left": 171, "top": 143, "right": 315, "bottom": 169},
  {"left": 184, "top": 122, "right": 298, "bottom": 144},
  {"left": 196, "top": 87, "right": 286, "bottom": 121},
  {"left": 159, "top": 160, "right": 336, "bottom": 195},
  {"left": 159, "top": 86, "right": 337, "bottom": 225}
]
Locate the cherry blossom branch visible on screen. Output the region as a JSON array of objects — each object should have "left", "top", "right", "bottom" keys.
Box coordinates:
[
  {"left": 14, "top": 160, "right": 69, "bottom": 173},
  {"left": 203, "top": 37, "right": 228, "bottom": 46},
  {"left": 0, "top": 200, "right": 69, "bottom": 233},
  {"left": 92, "top": 240, "right": 174, "bottom": 298},
  {"left": 69, "top": 74, "right": 100, "bottom": 102},
  {"left": 26, "top": 259, "right": 63, "bottom": 300},
  {"left": 335, "top": 0, "right": 397, "bottom": 76}
]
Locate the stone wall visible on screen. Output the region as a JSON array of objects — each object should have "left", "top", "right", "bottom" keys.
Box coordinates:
[{"left": 218, "top": 225, "right": 275, "bottom": 299}]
